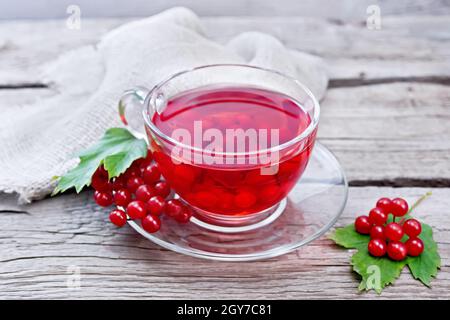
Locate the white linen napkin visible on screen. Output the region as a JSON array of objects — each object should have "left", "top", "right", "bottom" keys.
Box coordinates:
[{"left": 0, "top": 7, "right": 328, "bottom": 202}]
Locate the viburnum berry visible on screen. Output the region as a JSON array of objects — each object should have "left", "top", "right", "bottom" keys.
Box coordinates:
[
  {"left": 385, "top": 222, "right": 404, "bottom": 242},
  {"left": 154, "top": 180, "right": 171, "bottom": 198},
  {"left": 142, "top": 163, "right": 161, "bottom": 184},
  {"left": 126, "top": 200, "right": 147, "bottom": 219},
  {"left": 387, "top": 241, "right": 408, "bottom": 261},
  {"left": 147, "top": 196, "right": 165, "bottom": 216},
  {"left": 111, "top": 175, "right": 126, "bottom": 191},
  {"left": 354, "top": 215, "right": 372, "bottom": 234},
  {"left": 195, "top": 191, "right": 219, "bottom": 209},
  {"left": 348, "top": 193, "right": 432, "bottom": 263},
  {"left": 368, "top": 207, "right": 387, "bottom": 226},
  {"left": 126, "top": 176, "right": 144, "bottom": 193},
  {"left": 139, "top": 151, "right": 153, "bottom": 169},
  {"left": 94, "top": 190, "right": 113, "bottom": 207},
  {"left": 91, "top": 166, "right": 111, "bottom": 192},
  {"left": 391, "top": 198, "right": 409, "bottom": 217},
  {"left": 135, "top": 184, "right": 156, "bottom": 202},
  {"left": 141, "top": 214, "right": 161, "bottom": 233},
  {"left": 376, "top": 197, "right": 392, "bottom": 214},
  {"left": 370, "top": 225, "right": 385, "bottom": 240},
  {"left": 95, "top": 165, "right": 108, "bottom": 176},
  {"left": 403, "top": 219, "right": 422, "bottom": 238},
  {"left": 368, "top": 239, "right": 387, "bottom": 257},
  {"left": 406, "top": 238, "right": 424, "bottom": 256},
  {"left": 174, "top": 206, "right": 193, "bottom": 223},
  {"left": 165, "top": 199, "right": 184, "bottom": 219},
  {"left": 113, "top": 188, "right": 132, "bottom": 207},
  {"left": 109, "top": 209, "right": 127, "bottom": 227},
  {"left": 234, "top": 190, "right": 257, "bottom": 209},
  {"left": 123, "top": 164, "right": 141, "bottom": 179}
]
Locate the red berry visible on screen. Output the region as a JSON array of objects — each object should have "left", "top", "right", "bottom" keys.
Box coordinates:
[
  {"left": 368, "top": 239, "right": 387, "bottom": 257},
  {"left": 147, "top": 196, "right": 165, "bottom": 216},
  {"left": 123, "top": 164, "right": 141, "bottom": 179},
  {"left": 96, "top": 165, "right": 108, "bottom": 176},
  {"left": 370, "top": 225, "right": 385, "bottom": 240},
  {"left": 391, "top": 198, "right": 409, "bottom": 217},
  {"left": 91, "top": 166, "right": 111, "bottom": 192},
  {"left": 135, "top": 184, "right": 156, "bottom": 202},
  {"left": 174, "top": 206, "right": 193, "bottom": 223},
  {"left": 173, "top": 164, "right": 197, "bottom": 185},
  {"left": 94, "top": 190, "right": 113, "bottom": 207},
  {"left": 109, "top": 209, "right": 127, "bottom": 227},
  {"left": 139, "top": 151, "right": 153, "bottom": 168},
  {"left": 165, "top": 199, "right": 184, "bottom": 218},
  {"left": 354, "top": 215, "right": 371, "bottom": 234},
  {"left": 141, "top": 214, "right": 161, "bottom": 233},
  {"left": 113, "top": 188, "right": 132, "bottom": 207},
  {"left": 234, "top": 190, "right": 257, "bottom": 209},
  {"left": 368, "top": 207, "right": 387, "bottom": 226},
  {"left": 111, "top": 175, "right": 126, "bottom": 191},
  {"left": 154, "top": 180, "right": 171, "bottom": 198},
  {"left": 387, "top": 241, "right": 408, "bottom": 261},
  {"left": 406, "top": 238, "right": 424, "bottom": 256},
  {"left": 126, "top": 176, "right": 144, "bottom": 193},
  {"left": 143, "top": 163, "right": 161, "bottom": 184},
  {"left": 403, "top": 219, "right": 422, "bottom": 238},
  {"left": 385, "top": 222, "right": 404, "bottom": 242},
  {"left": 195, "top": 191, "right": 219, "bottom": 209},
  {"left": 126, "top": 200, "right": 147, "bottom": 219},
  {"left": 132, "top": 158, "right": 145, "bottom": 168},
  {"left": 376, "top": 197, "right": 392, "bottom": 214}
]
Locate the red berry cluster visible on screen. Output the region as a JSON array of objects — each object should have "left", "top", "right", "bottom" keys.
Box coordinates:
[
  {"left": 91, "top": 151, "right": 193, "bottom": 233},
  {"left": 354, "top": 197, "right": 424, "bottom": 261}
]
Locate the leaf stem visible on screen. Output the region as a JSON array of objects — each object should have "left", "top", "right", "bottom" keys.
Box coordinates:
[{"left": 408, "top": 191, "right": 432, "bottom": 215}]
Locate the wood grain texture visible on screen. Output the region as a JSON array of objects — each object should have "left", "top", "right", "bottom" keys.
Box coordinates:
[
  {"left": 1, "top": 14, "right": 450, "bottom": 299},
  {"left": 1, "top": 16, "right": 450, "bottom": 84},
  {"left": 0, "top": 187, "right": 448, "bottom": 299},
  {"left": 321, "top": 82, "right": 450, "bottom": 182}
]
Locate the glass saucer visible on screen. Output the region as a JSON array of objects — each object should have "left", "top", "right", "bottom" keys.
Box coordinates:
[{"left": 128, "top": 142, "right": 348, "bottom": 261}]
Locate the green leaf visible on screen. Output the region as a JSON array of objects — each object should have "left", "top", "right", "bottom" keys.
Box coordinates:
[
  {"left": 328, "top": 224, "right": 368, "bottom": 249},
  {"left": 406, "top": 223, "right": 441, "bottom": 286},
  {"left": 352, "top": 247, "right": 406, "bottom": 294},
  {"left": 330, "top": 219, "right": 441, "bottom": 293},
  {"left": 53, "top": 128, "right": 147, "bottom": 195}
]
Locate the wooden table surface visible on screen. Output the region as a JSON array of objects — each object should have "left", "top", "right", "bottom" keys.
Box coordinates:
[{"left": 1, "top": 13, "right": 449, "bottom": 299}]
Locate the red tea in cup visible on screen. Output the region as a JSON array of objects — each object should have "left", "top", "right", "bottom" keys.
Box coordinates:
[{"left": 150, "top": 85, "right": 316, "bottom": 216}]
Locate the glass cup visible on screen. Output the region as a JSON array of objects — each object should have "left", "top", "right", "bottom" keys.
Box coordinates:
[{"left": 119, "top": 64, "right": 320, "bottom": 230}]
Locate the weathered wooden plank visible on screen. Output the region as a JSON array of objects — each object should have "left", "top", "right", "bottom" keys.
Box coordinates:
[
  {"left": 1, "top": 16, "right": 450, "bottom": 84},
  {"left": 320, "top": 82, "right": 450, "bottom": 182},
  {"left": 0, "top": 187, "right": 448, "bottom": 299},
  {"left": 2, "top": 0, "right": 449, "bottom": 20}
]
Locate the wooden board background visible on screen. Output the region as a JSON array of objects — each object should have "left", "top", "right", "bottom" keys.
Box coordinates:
[{"left": 0, "top": 8, "right": 449, "bottom": 299}]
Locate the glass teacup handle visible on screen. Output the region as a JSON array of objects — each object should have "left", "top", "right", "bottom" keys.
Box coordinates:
[{"left": 118, "top": 86, "right": 148, "bottom": 140}]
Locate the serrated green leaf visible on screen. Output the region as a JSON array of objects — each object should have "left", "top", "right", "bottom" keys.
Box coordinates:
[
  {"left": 351, "top": 247, "right": 406, "bottom": 294},
  {"left": 328, "top": 224, "right": 368, "bottom": 249},
  {"left": 53, "top": 128, "right": 147, "bottom": 195},
  {"left": 406, "top": 223, "right": 441, "bottom": 286}
]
